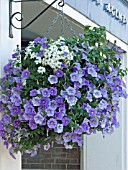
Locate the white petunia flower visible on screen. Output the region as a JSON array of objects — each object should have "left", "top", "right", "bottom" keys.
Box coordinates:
[
  {"left": 35, "top": 57, "right": 42, "bottom": 64},
  {"left": 37, "top": 66, "right": 46, "bottom": 74},
  {"left": 30, "top": 52, "right": 37, "bottom": 59}
]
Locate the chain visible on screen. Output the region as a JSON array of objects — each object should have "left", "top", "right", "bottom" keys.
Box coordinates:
[
  {"left": 44, "top": 8, "right": 76, "bottom": 37},
  {"left": 44, "top": 10, "right": 62, "bottom": 37},
  {"left": 64, "top": 15, "right": 76, "bottom": 37},
  {"left": 60, "top": 9, "right": 64, "bottom": 36}
]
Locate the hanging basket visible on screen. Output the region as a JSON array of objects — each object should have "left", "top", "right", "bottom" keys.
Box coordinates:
[{"left": 0, "top": 26, "right": 127, "bottom": 158}]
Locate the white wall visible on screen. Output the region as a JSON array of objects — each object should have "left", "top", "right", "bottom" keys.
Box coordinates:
[{"left": 0, "top": 0, "right": 21, "bottom": 170}]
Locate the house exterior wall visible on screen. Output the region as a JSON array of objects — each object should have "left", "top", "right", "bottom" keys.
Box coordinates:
[{"left": 65, "top": 0, "right": 128, "bottom": 44}]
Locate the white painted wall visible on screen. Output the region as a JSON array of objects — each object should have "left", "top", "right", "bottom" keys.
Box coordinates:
[{"left": 0, "top": 0, "right": 21, "bottom": 170}]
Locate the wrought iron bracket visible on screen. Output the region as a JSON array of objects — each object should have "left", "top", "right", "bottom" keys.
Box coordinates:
[{"left": 9, "top": 0, "right": 65, "bottom": 38}]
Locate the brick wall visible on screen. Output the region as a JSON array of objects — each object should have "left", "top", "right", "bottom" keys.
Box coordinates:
[{"left": 22, "top": 144, "right": 80, "bottom": 170}]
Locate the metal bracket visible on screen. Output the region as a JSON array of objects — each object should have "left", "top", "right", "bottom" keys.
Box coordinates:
[{"left": 9, "top": 0, "right": 65, "bottom": 38}]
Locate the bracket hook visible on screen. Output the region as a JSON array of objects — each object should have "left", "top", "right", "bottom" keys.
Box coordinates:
[
  {"left": 9, "top": 0, "right": 65, "bottom": 38},
  {"left": 58, "top": 0, "right": 65, "bottom": 7}
]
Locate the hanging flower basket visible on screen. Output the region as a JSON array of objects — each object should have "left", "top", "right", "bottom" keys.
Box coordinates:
[{"left": 0, "top": 26, "right": 127, "bottom": 158}]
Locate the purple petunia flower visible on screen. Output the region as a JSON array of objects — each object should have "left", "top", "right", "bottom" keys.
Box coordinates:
[
  {"left": 86, "top": 93, "right": 92, "bottom": 102},
  {"left": 30, "top": 89, "right": 38, "bottom": 97},
  {"left": 13, "top": 67, "right": 21, "bottom": 75},
  {"left": 42, "top": 88, "right": 50, "bottom": 97},
  {"left": 57, "top": 102, "right": 65, "bottom": 109},
  {"left": 10, "top": 106, "right": 21, "bottom": 116},
  {"left": 40, "top": 37, "right": 47, "bottom": 44},
  {"left": 34, "top": 113, "right": 45, "bottom": 125},
  {"left": 64, "top": 51, "right": 68, "bottom": 56},
  {"left": 82, "top": 103, "right": 87, "bottom": 110},
  {"left": 101, "top": 88, "right": 108, "bottom": 98},
  {"left": 37, "top": 51, "right": 44, "bottom": 57},
  {"left": 49, "top": 87, "right": 57, "bottom": 96},
  {"left": 54, "top": 112, "right": 63, "bottom": 120},
  {"left": 76, "top": 135, "right": 83, "bottom": 146},
  {"left": 61, "top": 63, "right": 67, "bottom": 69},
  {"left": 56, "top": 69, "right": 64, "bottom": 77},
  {"left": 32, "top": 97, "right": 40, "bottom": 106},
  {"left": 34, "top": 37, "right": 41, "bottom": 44},
  {"left": 106, "top": 75, "right": 113, "bottom": 84},
  {"left": 0, "top": 94, "right": 9, "bottom": 104},
  {"left": 2, "top": 114, "right": 11, "bottom": 125},
  {"left": 62, "top": 117, "right": 70, "bottom": 126},
  {"left": 43, "top": 143, "right": 50, "bottom": 151},
  {"left": 74, "top": 126, "right": 83, "bottom": 135},
  {"left": 93, "top": 89, "right": 102, "bottom": 98},
  {"left": 25, "top": 104, "right": 35, "bottom": 114},
  {"left": 14, "top": 77, "right": 22, "bottom": 84},
  {"left": 74, "top": 46, "right": 78, "bottom": 52},
  {"left": 59, "top": 109, "right": 66, "bottom": 116},
  {"left": 55, "top": 96, "right": 63, "bottom": 104},
  {"left": 89, "top": 118, "right": 99, "bottom": 127},
  {"left": 88, "top": 67, "right": 97, "bottom": 77},
  {"left": 60, "top": 90, "right": 67, "bottom": 98},
  {"left": 63, "top": 132, "right": 72, "bottom": 143},
  {"left": 49, "top": 100, "right": 57, "bottom": 110},
  {"left": 45, "top": 108, "right": 54, "bottom": 117},
  {"left": 16, "top": 83, "right": 24, "bottom": 91},
  {"left": 65, "top": 95, "right": 77, "bottom": 106},
  {"left": 29, "top": 121, "right": 37, "bottom": 130},
  {"left": 79, "top": 33, "right": 84, "bottom": 38},
  {"left": 10, "top": 94, "right": 22, "bottom": 106},
  {"left": 82, "top": 51, "right": 88, "bottom": 61},
  {"left": 40, "top": 97, "right": 50, "bottom": 107},
  {"left": 4, "top": 62, "right": 13, "bottom": 73},
  {"left": 81, "top": 122, "right": 89, "bottom": 132},
  {"left": 12, "top": 53, "right": 18, "bottom": 58},
  {"left": 48, "top": 75, "right": 58, "bottom": 84},
  {"left": 88, "top": 108, "right": 97, "bottom": 117},
  {"left": 117, "top": 46, "right": 124, "bottom": 53},
  {"left": 82, "top": 42, "right": 86, "bottom": 48},
  {"left": 23, "top": 113, "right": 33, "bottom": 121},
  {"left": 70, "top": 72, "right": 81, "bottom": 83},
  {"left": 4, "top": 140, "right": 9, "bottom": 149},
  {"left": 66, "top": 86, "right": 76, "bottom": 96},
  {"left": 42, "top": 43, "right": 49, "bottom": 49},
  {"left": 99, "top": 99, "right": 108, "bottom": 110},
  {"left": 30, "top": 150, "right": 37, "bottom": 157},
  {"left": 0, "top": 121, "right": 4, "bottom": 130},
  {"left": 13, "top": 120, "right": 20, "bottom": 128},
  {"left": 75, "top": 89, "right": 81, "bottom": 98},
  {"left": 47, "top": 118, "right": 57, "bottom": 129},
  {"left": 112, "top": 92, "right": 119, "bottom": 101},
  {"left": 21, "top": 69, "right": 30, "bottom": 79},
  {"left": 0, "top": 130, "right": 6, "bottom": 138},
  {"left": 9, "top": 149, "right": 16, "bottom": 159}
]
